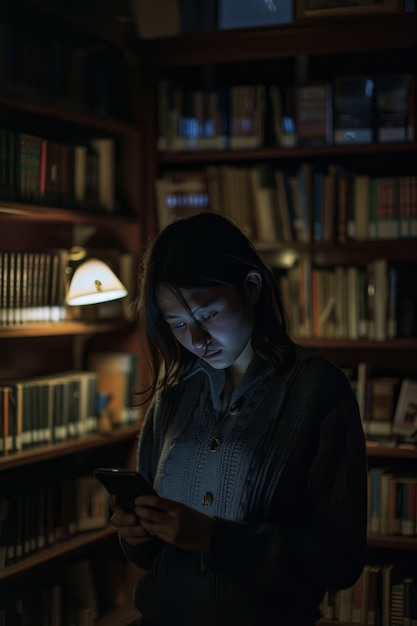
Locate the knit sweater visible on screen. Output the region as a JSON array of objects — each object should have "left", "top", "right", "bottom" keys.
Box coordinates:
[{"left": 121, "top": 345, "right": 367, "bottom": 626}]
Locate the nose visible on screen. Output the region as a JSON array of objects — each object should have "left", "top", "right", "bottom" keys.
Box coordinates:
[{"left": 190, "top": 323, "right": 210, "bottom": 350}]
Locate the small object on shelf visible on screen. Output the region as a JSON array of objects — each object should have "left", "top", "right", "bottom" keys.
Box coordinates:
[
  {"left": 375, "top": 74, "right": 415, "bottom": 143},
  {"left": 333, "top": 76, "right": 375, "bottom": 145},
  {"left": 393, "top": 378, "right": 417, "bottom": 440},
  {"left": 218, "top": 0, "right": 293, "bottom": 29},
  {"left": 96, "top": 392, "right": 112, "bottom": 435}
]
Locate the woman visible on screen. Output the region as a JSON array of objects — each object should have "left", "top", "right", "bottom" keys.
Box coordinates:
[{"left": 110, "top": 212, "right": 367, "bottom": 626}]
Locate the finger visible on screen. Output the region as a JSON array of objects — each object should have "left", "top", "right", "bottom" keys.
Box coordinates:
[
  {"left": 118, "top": 524, "right": 150, "bottom": 540},
  {"left": 110, "top": 510, "right": 138, "bottom": 528},
  {"left": 134, "top": 494, "right": 166, "bottom": 509},
  {"left": 134, "top": 503, "right": 169, "bottom": 524}
]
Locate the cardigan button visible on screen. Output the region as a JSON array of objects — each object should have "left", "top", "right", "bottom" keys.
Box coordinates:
[
  {"left": 229, "top": 401, "right": 241, "bottom": 415},
  {"left": 210, "top": 438, "right": 221, "bottom": 451},
  {"left": 202, "top": 492, "right": 213, "bottom": 506}
]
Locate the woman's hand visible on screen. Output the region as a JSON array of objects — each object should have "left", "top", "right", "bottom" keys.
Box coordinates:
[
  {"left": 134, "top": 495, "right": 215, "bottom": 552},
  {"left": 109, "top": 496, "right": 153, "bottom": 546}
]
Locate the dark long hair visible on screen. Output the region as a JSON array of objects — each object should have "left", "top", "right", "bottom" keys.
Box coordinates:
[{"left": 137, "top": 212, "right": 293, "bottom": 401}]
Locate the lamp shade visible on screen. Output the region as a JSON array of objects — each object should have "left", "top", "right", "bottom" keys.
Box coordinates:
[{"left": 66, "top": 258, "right": 128, "bottom": 306}]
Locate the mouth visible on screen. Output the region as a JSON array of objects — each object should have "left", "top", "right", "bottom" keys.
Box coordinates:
[{"left": 203, "top": 350, "right": 222, "bottom": 361}]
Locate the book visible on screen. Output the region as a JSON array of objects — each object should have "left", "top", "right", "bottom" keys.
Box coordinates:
[
  {"left": 375, "top": 74, "right": 415, "bottom": 142},
  {"left": 268, "top": 85, "right": 297, "bottom": 148},
  {"left": 375, "top": 177, "right": 399, "bottom": 239},
  {"left": 61, "top": 559, "right": 99, "bottom": 623},
  {"left": 379, "top": 471, "right": 394, "bottom": 535},
  {"left": 366, "top": 565, "right": 381, "bottom": 626},
  {"left": 373, "top": 258, "right": 389, "bottom": 341},
  {"left": 399, "top": 176, "right": 413, "bottom": 238},
  {"left": 351, "top": 565, "right": 367, "bottom": 623},
  {"left": 288, "top": 174, "right": 310, "bottom": 243},
  {"left": 1, "top": 386, "right": 13, "bottom": 455},
  {"left": 393, "top": 378, "right": 417, "bottom": 439},
  {"left": 87, "top": 351, "right": 139, "bottom": 427},
  {"left": 15, "top": 132, "right": 42, "bottom": 202},
  {"left": 157, "top": 81, "right": 229, "bottom": 152},
  {"left": 0, "top": 499, "right": 11, "bottom": 568},
  {"left": 369, "top": 376, "right": 400, "bottom": 423},
  {"left": 397, "top": 477, "right": 417, "bottom": 536},
  {"left": 368, "top": 467, "right": 383, "bottom": 534},
  {"left": 274, "top": 169, "right": 295, "bottom": 241},
  {"left": 155, "top": 171, "right": 209, "bottom": 229},
  {"left": 391, "top": 581, "right": 405, "bottom": 626},
  {"left": 403, "top": 577, "right": 417, "bottom": 626},
  {"left": 346, "top": 266, "right": 360, "bottom": 340},
  {"left": 228, "top": 85, "right": 265, "bottom": 149},
  {"left": 382, "top": 563, "right": 394, "bottom": 626},
  {"left": 333, "top": 75, "right": 374, "bottom": 144},
  {"left": 249, "top": 164, "right": 280, "bottom": 244},
  {"left": 90, "top": 138, "right": 115, "bottom": 213},
  {"left": 0, "top": 130, "right": 16, "bottom": 200},
  {"left": 75, "top": 476, "right": 108, "bottom": 532},
  {"left": 410, "top": 176, "right": 417, "bottom": 237},
  {"left": 73, "top": 144, "right": 88, "bottom": 206},
  {"left": 295, "top": 83, "right": 332, "bottom": 146},
  {"left": 353, "top": 175, "right": 370, "bottom": 240},
  {"left": 219, "top": 165, "right": 254, "bottom": 238},
  {"left": 333, "top": 265, "right": 348, "bottom": 339},
  {"left": 42, "top": 141, "right": 74, "bottom": 207}
]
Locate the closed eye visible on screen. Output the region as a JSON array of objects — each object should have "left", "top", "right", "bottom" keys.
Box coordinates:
[{"left": 201, "top": 311, "right": 218, "bottom": 322}]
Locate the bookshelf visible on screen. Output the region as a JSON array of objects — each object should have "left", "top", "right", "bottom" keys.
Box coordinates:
[
  {"left": 0, "top": 3, "right": 145, "bottom": 624},
  {"left": 140, "top": 12, "right": 417, "bottom": 626}
]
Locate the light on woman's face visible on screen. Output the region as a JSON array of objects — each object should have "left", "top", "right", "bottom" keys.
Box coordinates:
[{"left": 156, "top": 284, "right": 256, "bottom": 373}]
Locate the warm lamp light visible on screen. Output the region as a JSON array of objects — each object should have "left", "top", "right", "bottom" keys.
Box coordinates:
[{"left": 66, "top": 258, "right": 128, "bottom": 306}]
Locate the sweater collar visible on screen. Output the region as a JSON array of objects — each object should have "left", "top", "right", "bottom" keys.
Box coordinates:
[{"left": 183, "top": 355, "right": 275, "bottom": 413}]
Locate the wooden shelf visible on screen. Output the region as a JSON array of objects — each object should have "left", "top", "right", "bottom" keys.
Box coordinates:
[
  {"left": 0, "top": 525, "right": 116, "bottom": 581},
  {"left": 366, "top": 443, "right": 417, "bottom": 459},
  {"left": 298, "top": 337, "right": 417, "bottom": 351},
  {"left": 0, "top": 425, "right": 141, "bottom": 470},
  {"left": 142, "top": 14, "right": 417, "bottom": 68},
  {"left": 0, "top": 201, "right": 139, "bottom": 226},
  {"left": 0, "top": 320, "right": 137, "bottom": 339},
  {"left": 0, "top": 94, "right": 137, "bottom": 135},
  {"left": 159, "top": 140, "right": 417, "bottom": 164},
  {"left": 317, "top": 621, "right": 355, "bottom": 626},
  {"left": 367, "top": 534, "right": 417, "bottom": 550},
  {"left": 257, "top": 239, "right": 417, "bottom": 266},
  {"left": 3, "top": 326, "right": 413, "bottom": 345}
]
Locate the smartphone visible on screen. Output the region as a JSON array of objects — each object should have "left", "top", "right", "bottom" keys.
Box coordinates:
[{"left": 94, "top": 468, "right": 156, "bottom": 512}]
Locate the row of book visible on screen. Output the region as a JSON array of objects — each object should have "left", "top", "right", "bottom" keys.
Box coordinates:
[
  {"left": 278, "top": 258, "right": 416, "bottom": 341},
  {"left": 0, "top": 371, "right": 99, "bottom": 455},
  {"left": 0, "top": 248, "right": 135, "bottom": 327},
  {"left": 0, "top": 249, "right": 67, "bottom": 325},
  {"left": 320, "top": 564, "right": 417, "bottom": 626},
  {"left": 0, "top": 21, "right": 132, "bottom": 121},
  {"left": 157, "top": 74, "right": 415, "bottom": 152},
  {"left": 368, "top": 467, "right": 417, "bottom": 537},
  {"left": 0, "top": 557, "right": 140, "bottom": 626},
  {"left": 0, "top": 130, "right": 117, "bottom": 213},
  {"left": 0, "top": 476, "right": 108, "bottom": 569},
  {"left": 351, "top": 361, "right": 417, "bottom": 442},
  {"left": 155, "top": 166, "right": 417, "bottom": 246},
  {"left": 0, "top": 352, "right": 139, "bottom": 456}
]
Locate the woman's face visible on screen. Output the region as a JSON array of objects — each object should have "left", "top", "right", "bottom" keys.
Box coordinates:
[{"left": 156, "top": 272, "right": 261, "bottom": 374}]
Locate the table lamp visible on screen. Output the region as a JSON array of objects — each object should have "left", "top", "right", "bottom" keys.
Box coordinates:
[{"left": 66, "top": 257, "right": 127, "bottom": 306}]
